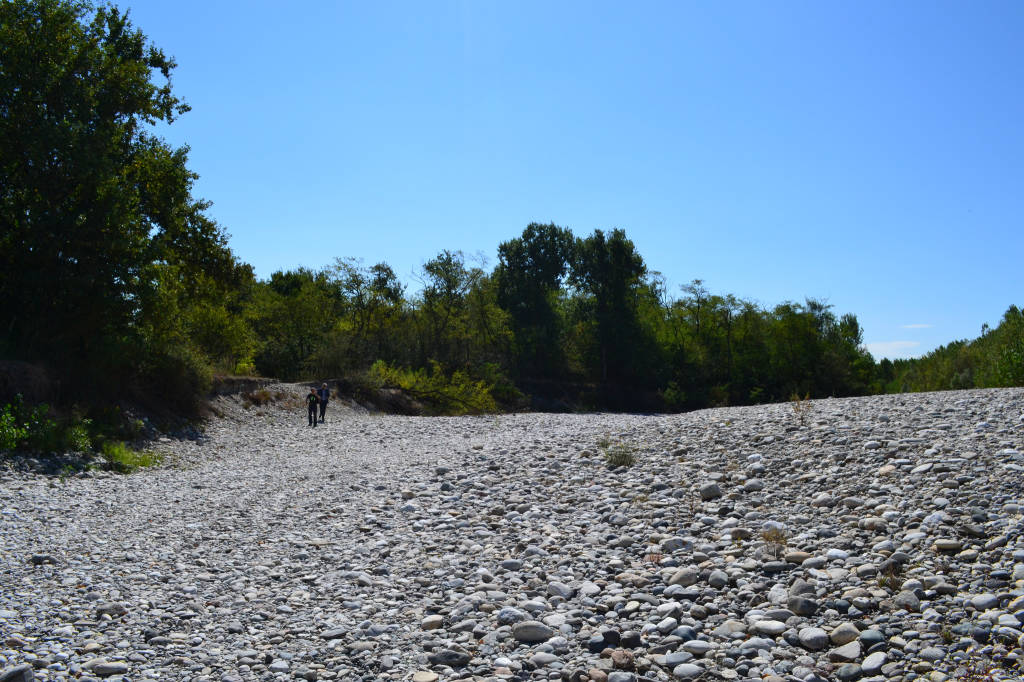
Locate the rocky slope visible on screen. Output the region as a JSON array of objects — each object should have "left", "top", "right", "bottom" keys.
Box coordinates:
[{"left": 1, "top": 386, "right": 1023, "bottom": 682}]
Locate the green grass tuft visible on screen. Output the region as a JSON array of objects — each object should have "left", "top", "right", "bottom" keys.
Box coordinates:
[{"left": 101, "top": 441, "right": 162, "bottom": 473}]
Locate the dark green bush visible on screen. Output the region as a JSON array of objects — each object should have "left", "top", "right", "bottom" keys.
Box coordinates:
[{"left": 140, "top": 346, "right": 212, "bottom": 416}]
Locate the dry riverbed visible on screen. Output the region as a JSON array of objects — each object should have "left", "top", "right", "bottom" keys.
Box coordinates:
[{"left": 2, "top": 386, "right": 1023, "bottom": 682}]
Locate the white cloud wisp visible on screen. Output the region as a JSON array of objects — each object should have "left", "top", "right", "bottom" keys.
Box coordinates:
[{"left": 865, "top": 340, "right": 922, "bottom": 360}]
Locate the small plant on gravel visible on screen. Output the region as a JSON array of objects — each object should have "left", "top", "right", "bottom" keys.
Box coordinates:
[
  {"left": 761, "top": 527, "right": 788, "bottom": 559},
  {"left": 57, "top": 463, "right": 77, "bottom": 483},
  {"left": 957, "top": 649, "right": 1004, "bottom": 681},
  {"left": 878, "top": 560, "right": 906, "bottom": 591},
  {"left": 101, "top": 441, "right": 162, "bottom": 473},
  {"left": 878, "top": 573, "right": 902, "bottom": 591},
  {"left": 790, "top": 391, "right": 813, "bottom": 425},
  {"left": 602, "top": 441, "right": 636, "bottom": 468},
  {"left": 684, "top": 491, "right": 698, "bottom": 517},
  {"left": 643, "top": 550, "right": 663, "bottom": 566}
]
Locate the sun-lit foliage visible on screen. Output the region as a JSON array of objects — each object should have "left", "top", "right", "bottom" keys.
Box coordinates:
[{"left": 2, "top": 1, "right": 1020, "bottom": 421}]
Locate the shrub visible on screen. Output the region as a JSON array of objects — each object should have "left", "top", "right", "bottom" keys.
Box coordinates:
[
  {"left": 369, "top": 360, "right": 497, "bottom": 415},
  {"left": 64, "top": 421, "right": 92, "bottom": 452},
  {"left": 602, "top": 442, "right": 637, "bottom": 468},
  {"left": 242, "top": 388, "right": 273, "bottom": 408},
  {"left": 790, "top": 392, "right": 813, "bottom": 425},
  {"left": 761, "top": 527, "right": 789, "bottom": 559},
  {"left": 0, "top": 402, "right": 27, "bottom": 450},
  {"left": 473, "top": 362, "right": 524, "bottom": 407},
  {"left": 141, "top": 346, "right": 212, "bottom": 416},
  {"left": 0, "top": 395, "right": 56, "bottom": 451},
  {"left": 659, "top": 381, "right": 687, "bottom": 411}
]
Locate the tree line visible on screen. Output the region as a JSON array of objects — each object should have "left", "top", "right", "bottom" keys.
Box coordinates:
[
  {"left": 877, "top": 306, "right": 1024, "bottom": 395},
  {"left": 230, "top": 227, "right": 880, "bottom": 412},
  {"left": 2, "top": 0, "right": 1021, "bottom": 419}
]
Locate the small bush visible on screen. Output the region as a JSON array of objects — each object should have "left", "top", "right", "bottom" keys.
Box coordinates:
[
  {"left": 64, "top": 421, "right": 92, "bottom": 452},
  {"left": 101, "top": 441, "right": 162, "bottom": 473},
  {"left": 242, "top": 388, "right": 274, "bottom": 408},
  {"left": 0, "top": 395, "right": 56, "bottom": 451},
  {"left": 141, "top": 346, "right": 212, "bottom": 416},
  {"left": 603, "top": 442, "right": 636, "bottom": 468},
  {"left": 473, "top": 362, "right": 524, "bottom": 407},
  {"left": 761, "top": 527, "right": 789, "bottom": 559},
  {"left": 790, "top": 392, "right": 813, "bottom": 425},
  {"left": 659, "top": 381, "right": 687, "bottom": 410},
  {"left": 0, "top": 402, "right": 28, "bottom": 450}
]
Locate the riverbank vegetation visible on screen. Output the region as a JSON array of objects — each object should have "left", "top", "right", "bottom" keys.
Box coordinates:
[{"left": 2, "top": 0, "right": 1021, "bottom": 433}]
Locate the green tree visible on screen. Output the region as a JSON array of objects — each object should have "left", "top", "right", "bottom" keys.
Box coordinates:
[
  {"left": 495, "top": 222, "right": 574, "bottom": 378},
  {"left": 568, "top": 228, "right": 655, "bottom": 384},
  {"left": 249, "top": 268, "right": 341, "bottom": 379},
  {"left": 891, "top": 304, "right": 1024, "bottom": 392},
  {"left": 415, "top": 250, "right": 510, "bottom": 370},
  {"left": 0, "top": 0, "right": 237, "bottom": 405},
  {"left": 307, "top": 259, "right": 406, "bottom": 375}
]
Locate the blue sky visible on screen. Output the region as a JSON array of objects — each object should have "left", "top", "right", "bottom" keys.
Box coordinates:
[{"left": 127, "top": 0, "right": 1022, "bottom": 360}]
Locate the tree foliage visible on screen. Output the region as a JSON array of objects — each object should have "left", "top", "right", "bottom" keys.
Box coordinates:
[
  {"left": 4, "top": 2, "right": 1020, "bottom": 418},
  {"left": 568, "top": 228, "right": 655, "bottom": 383},
  {"left": 0, "top": 0, "right": 243, "bottom": 410},
  {"left": 883, "top": 305, "right": 1024, "bottom": 393},
  {"left": 495, "top": 223, "right": 574, "bottom": 378}
]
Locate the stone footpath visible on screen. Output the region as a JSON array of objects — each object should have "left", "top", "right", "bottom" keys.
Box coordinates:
[{"left": 2, "top": 386, "right": 1023, "bottom": 682}]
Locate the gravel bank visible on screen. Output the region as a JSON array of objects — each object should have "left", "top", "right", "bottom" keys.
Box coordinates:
[{"left": 2, "top": 386, "right": 1023, "bottom": 682}]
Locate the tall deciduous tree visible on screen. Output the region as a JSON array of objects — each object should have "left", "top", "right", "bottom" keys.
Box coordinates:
[
  {"left": 495, "top": 223, "right": 574, "bottom": 378},
  {"left": 0, "top": 0, "right": 238, "bottom": 402},
  {"left": 415, "top": 250, "right": 509, "bottom": 370},
  {"left": 569, "top": 228, "right": 653, "bottom": 383}
]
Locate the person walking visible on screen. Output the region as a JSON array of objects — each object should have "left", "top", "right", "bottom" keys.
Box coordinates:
[
  {"left": 317, "top": 382, "right": 330, "bottom": 423},
  {"left": 306, "top": 388, "right": 319, "bottom": 427}
]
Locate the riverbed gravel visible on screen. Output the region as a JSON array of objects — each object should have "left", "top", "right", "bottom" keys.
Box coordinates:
[{"left": 2, "top": 386, "right": 1024, "bottom": 682}]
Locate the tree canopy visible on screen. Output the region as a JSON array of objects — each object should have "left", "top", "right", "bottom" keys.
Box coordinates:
[{"left": 1, "top": 0, "right": 244, "bottom": 408}]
